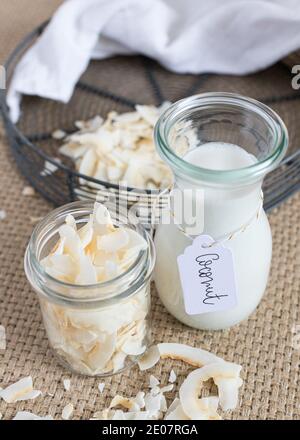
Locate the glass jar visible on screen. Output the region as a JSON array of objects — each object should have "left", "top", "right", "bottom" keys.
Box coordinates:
[
  {"left": 154, "top": 92, "right": 288, "bottom": 330},
  {"left": 24, "top": 201, "right": 155, "bottom": 376}
]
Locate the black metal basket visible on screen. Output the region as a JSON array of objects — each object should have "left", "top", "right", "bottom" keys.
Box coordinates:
[{"left": 1, "top": 21, "right": 300, "bottom": 221}]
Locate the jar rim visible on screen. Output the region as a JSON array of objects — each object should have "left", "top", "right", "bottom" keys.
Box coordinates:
[
  {"left": 24, "top": 200, "right": 155, "bottom": 306},
  {"left": 154, "top": 92, "right": 288, "bottom": 185}
]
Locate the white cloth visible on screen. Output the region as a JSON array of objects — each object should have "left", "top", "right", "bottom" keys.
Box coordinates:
[{"left": 7, "top": 0, "right": 300, "bottom": 122}]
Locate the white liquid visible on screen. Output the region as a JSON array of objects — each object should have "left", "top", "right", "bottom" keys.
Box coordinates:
[
  {"left": 154, "top": 142, "right": 272, "bottom": 330},
  {"left": 185, "top": 142, "right": 257, "bottom": 170}
]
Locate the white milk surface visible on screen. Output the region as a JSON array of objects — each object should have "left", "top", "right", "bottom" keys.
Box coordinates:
[
  {"left": 154, "top": 142, "right": 272, "bottom": 330},
  {"left": 184, "top": 142, "right": 256, "bottom": 170}
]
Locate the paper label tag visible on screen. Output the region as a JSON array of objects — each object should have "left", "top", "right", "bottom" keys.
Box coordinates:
[{"left": 177, "top": 235, "right": 237, "bottom": 315}]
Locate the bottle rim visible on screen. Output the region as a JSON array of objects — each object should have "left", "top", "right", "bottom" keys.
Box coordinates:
[{"left": 154, "top": 92, "right": 288, "bottom": 185}]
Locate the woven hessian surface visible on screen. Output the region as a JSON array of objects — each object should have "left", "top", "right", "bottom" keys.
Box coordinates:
[{"left": 0, "top": 0, "right": 299, "bottom": 420}]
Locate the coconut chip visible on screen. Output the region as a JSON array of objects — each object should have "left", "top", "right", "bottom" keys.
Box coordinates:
[
  {"left": 22, "top": 186, "right": 35, "bottom": 196},
  {"left": 129, "top": 411, "right": 153, "bottom": 420},
  {"left": 52, "top": 129, "right": 66, "bottom": 140},
  {"left": 97, "top": 385, "right": 175, "bottom": 421},
  {"left": 179, "top": 362, "right": 242, "bottom": 418},
  {"left": 149, "top": 375, "right": 160, "bottom": 388},
  {"left": 164, "top": 397, "right": 181, "bottom": 418},
  {"left": 62, "top": 403, "right": 74, "bottom": 420},
  {"left": 30, "top": 216, "right": 43, "bottom": 224},
  {"left": 0, "top": 376, "right": 41, "bottom": 403},
  {"left": 98, "top": 382, "right": 105, "bottom": 393},
  {"left": 58, "top": 104, "right": 176, "bottom": 190},
  {"left": 91, "top": 409, "right": 153, "bottom": 421},
  {"left": 63, "top": 379, "right": 71, "bottom": 392},
  {"left": 74, "top": 115, "right": 104, "bottom": 131},
  {"left": 0, "top": 325, "right": 6, "bottom": 350},
  {"left": 214, "top": 376, "right": 243, "bottom": 411},
  {"left": 13, "top": 411, "right": 53, "bottom": 420},
  {"left": 90, "top": 409, "right": 109, "bottom": 420},
  {"left": 109, "top": 395, "right": 140, "bottom": 412},
  {"left": 133, "top": 391, "right": 145, "bottom": 409},
  {"left": 165, "top": 402, "right": 190, "bottom": 420},
  {"left": 169, "top": 369, "right": 176, "bottom": 383},
  {"left": 138, "top": 345, "right": 160, "bottom": 371},
  {"left": 158, "top": 342, "right": 224, "bottom": 367},
  {"left": 144, "top": 392, "right": 162, "bottom": 414},
  {"left": 40, "top": 158, "right": 61, "bottom": 176}
]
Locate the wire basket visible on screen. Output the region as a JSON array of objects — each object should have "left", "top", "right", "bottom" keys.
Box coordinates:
[{"left": 0, "top": 21, "right": 300, "bottom": 225}]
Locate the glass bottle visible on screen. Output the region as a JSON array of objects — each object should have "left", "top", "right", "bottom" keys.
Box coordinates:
[{"left": 154, "top": 93, "right": 288, "bottom": 330}]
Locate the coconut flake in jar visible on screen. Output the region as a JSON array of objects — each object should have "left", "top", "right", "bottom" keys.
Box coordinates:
[{"left": 25, "top": 202, "right": 155, "bottom": 376}]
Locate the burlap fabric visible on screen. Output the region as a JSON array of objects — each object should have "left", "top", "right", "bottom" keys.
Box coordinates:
[{"left": 0, "top": 0, "right": 299, "bottom": 420}]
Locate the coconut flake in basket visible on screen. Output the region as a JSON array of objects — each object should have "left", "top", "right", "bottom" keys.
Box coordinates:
[
  {"left": 38, "top": 202, "right": 150, "bottom": 376},
  {"left": 56, "top": 104, "right": 174, "bottom": 190}
]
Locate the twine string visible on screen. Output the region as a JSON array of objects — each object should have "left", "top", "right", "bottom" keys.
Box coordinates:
[{"left": 150, "top": 186, "right": 264, "bottom": 248}]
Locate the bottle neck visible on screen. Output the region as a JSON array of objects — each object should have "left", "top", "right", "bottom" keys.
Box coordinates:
[{"left": 173, "top": 174, "right": 263, "bottom": 238}]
